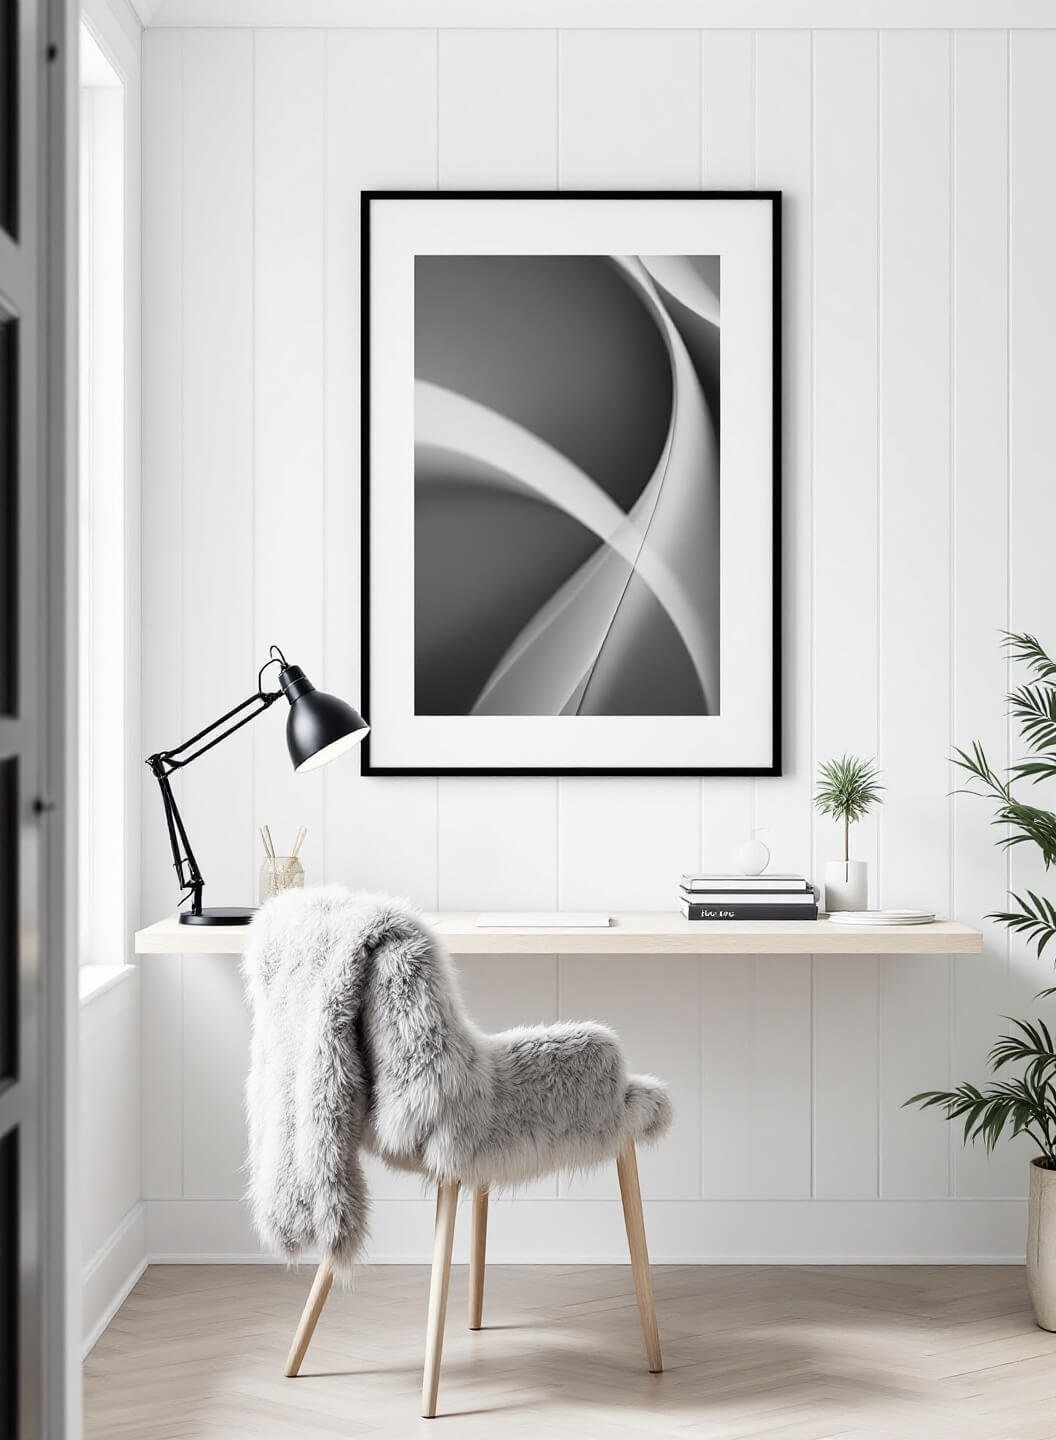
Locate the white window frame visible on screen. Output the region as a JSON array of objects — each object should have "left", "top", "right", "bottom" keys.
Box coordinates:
[{"left": 78, "top": 4, "right": 141, "bottom": 972}]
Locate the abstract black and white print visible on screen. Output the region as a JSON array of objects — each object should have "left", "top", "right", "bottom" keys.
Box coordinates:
[{"left": 413, "top": 255, "right": 721, "bottom": 718}]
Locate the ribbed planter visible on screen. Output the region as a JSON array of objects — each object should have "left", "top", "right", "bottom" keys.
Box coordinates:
[{"left": 1027, "top": 1158, "right": 1056, "bottom": 1331}]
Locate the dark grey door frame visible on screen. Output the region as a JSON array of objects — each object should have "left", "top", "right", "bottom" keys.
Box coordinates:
[{"left": 0, "top": 0, "right": 75, "bottom": 1435}]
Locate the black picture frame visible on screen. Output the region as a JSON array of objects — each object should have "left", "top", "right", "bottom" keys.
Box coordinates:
[{"left": 361, "top": 190, "right": 782, "bottom": 777}]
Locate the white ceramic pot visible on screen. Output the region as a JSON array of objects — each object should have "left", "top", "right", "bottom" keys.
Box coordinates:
[
  {"left": 1027, "top": 1158, "right": 1056, "bottom": 1331},
  {"left": 824, "top": 860, "right": 868, "bottom": 913}
]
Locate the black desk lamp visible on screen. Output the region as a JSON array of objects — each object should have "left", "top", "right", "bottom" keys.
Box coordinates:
[{"left": 146, "top": 644, "right": 369, "bottom": 926}]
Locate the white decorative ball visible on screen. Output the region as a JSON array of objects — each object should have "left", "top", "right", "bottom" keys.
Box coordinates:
[{"left": 737, "top": 839, "right": 770, "bottom": 876}]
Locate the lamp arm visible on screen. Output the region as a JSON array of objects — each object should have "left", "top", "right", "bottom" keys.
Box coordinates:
[
  {"left": 153, "top": 687, "right": 283, "bottom": 772},
  {"left": 146, "top": 685, "right": 283, "bottom": 917},
  {"left": 149, "top": 765, "right": 205, "bottom": 916}
]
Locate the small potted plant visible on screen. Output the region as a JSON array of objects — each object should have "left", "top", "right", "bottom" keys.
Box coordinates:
[
  {"left": 906, "top": 1021, "right": 1056, "bottom": 1329},
  {"left": 814, "top": 754, "right": 883, "bottom": 912},
  {"left": 906, "top": 632, "right": 1056, "bottom": 1330}
]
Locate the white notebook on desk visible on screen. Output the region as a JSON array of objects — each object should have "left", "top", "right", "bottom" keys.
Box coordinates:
[{"left": 476, "top": 912, "right": 612, "bottom": 929}]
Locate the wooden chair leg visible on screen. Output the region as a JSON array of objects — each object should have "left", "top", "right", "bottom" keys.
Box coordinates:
[
  {"left": 422, "top": 1179, "right": 460, "bottom": 1418},
  {"left": 284, "top": 1258, "right": 334, "bottom": 1378},
  {"left": 616, "top": 1142, "right": 663, "bottom": 1374},
  {"left": 468, "top": 1187, "right": 489, "bottom": 1331}
]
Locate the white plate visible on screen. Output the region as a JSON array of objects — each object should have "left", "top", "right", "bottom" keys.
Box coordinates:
[{"left": 828, "top": 910, "right": 936, "bottom": 926}]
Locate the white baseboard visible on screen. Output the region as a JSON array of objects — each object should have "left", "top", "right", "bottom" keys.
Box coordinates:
[
  {"left": 144, "top": 1197, "right": 1028, "bottom": 1266},
  {"left": 82, "top": 1201, "right": 148, "bottom": 1355}
]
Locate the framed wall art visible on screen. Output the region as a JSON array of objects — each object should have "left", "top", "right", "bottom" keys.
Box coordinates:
[{"left": 361, "top": 190, "right": 780, "bottom": 776}]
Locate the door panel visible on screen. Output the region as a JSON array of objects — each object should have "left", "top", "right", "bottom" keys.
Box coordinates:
[
  {"left": 0, "top": 311, "right": 15, "bottom": 716},
  {"left": 0, "top": 1129, "right": 17, "bottom": 1439},
  {"left": 0, "top": 0, "right": 17, "bottom": 241},
  {"left": 0, "top": 757, "right": 16, "bottom": 1086},
  {"left": 0, "top": 0, "right": 71, "bottom": 1435}
]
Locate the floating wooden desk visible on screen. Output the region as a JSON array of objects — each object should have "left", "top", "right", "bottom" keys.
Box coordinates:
[{"left": 134, "top": 911, "right": 983, "bottom": 957}]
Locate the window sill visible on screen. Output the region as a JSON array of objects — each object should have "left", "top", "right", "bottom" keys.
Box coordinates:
[{"left": 79, "top": 963, "right": 136, "bottom": 1006}]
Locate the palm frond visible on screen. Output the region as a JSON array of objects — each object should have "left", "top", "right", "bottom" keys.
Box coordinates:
[
  {"left": 952, "top": 741, "right": 1012, "bottom": 799},
  {"left": 989, "top": 1014, "right": 1056, "bottom": 1071},
  {"left": 1009, "top": 759, "right": 1056, "bottom": 785},
  {"left": 953, "top": 737, "right": 1056, "bottom": 865},
  {"left": 905, "top": 1078, "right": 1055, "bottom": 1159},
  {"left": 995, "top": 805, "right": 1056, "bottom": 867},
  {"left": 990, "top": 892, "right": 1056, "bottom": 958},
  {"left": 1004, "top": 632, "right": 1056, "bottom": 681},
  {"left": 1007, "top": 680, "right": 1056, "bottom": 761}
]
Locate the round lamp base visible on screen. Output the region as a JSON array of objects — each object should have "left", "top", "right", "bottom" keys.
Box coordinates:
[{"left": 179, "top": 906, "right": 257, "bottom": 926}]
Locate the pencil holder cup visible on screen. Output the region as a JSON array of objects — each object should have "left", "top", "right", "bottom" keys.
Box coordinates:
[{"left": 259, "top": 855, "right": 305, "bottom": 905}]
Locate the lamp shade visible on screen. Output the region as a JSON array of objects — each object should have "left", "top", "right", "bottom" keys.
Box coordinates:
[{"left": 278, "top": 664, "right": 370, "bottom": 773}]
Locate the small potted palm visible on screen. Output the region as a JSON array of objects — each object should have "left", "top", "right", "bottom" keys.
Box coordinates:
[
  {"left": 906, "top": 633, "right": 1056, "bottom": 1329},
  {"left": 907, "top": 1019, "right": 1056, "bottom": 1328},
  {"left": 814, "top": 755, "right": 883, "bottom": 911}
]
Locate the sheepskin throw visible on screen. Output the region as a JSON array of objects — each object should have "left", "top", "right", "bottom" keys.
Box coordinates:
[{"left": 242, "top": 887, "right": 672, "bottom": 1272}]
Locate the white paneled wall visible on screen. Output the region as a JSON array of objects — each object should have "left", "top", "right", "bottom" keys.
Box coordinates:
[
  {"left": 140, "top": 20, "right": 1050, "bottom": 1262},
  {"left": 81, "top": 976, "right": 144, "bottom": 1351}
]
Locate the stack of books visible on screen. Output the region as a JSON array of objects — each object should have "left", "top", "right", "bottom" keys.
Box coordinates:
[{"left": 678, "top": 873, "right": 818, "bottom": 921}]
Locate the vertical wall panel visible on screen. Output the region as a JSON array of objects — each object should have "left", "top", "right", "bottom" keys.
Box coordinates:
[
  {"left": 558, "top": 30, "right": 700, "bottom": 188},
  {"left": 183, "top": 956, "right": 251, "bottom": 1197},
  {"left": 80, "top": 978, "right": 141, "bottom": 1264},
  {"left": 140, "top": 29, "right": 184, "bottom": 1199},
  {"left": 951, "top": 31, "right": 1020, "bottom": 1198},
  {"left": 811, "top": 30, "right": 880, "bottom": 884},
  {"left": 438, "top": 29, "right": 557, "bottom": 188},
  {"left": 878, "top": 30, "right": 952, "bottom": 1198},
  {"left": 180, "top": 29, "right": 255, "bottom": 906},
  {"left": 814, "top": 953, "right": 879, "bottom": 1196},
  {"left": 558, "top": 780, "right": 699, "bottom": 911},
  {"left": 1007, "top": 27, "right": 1056, "bottom": 1192},
  {"left": 811, "top": 30, "right": 881, "bottom": 1200},
  {"left": 437, "top": 31, "right": 560, "bottom": 912},
  {"left": 754, "top": 30, "right": 813, "bottom": 881},
  {"left": 438, "top": 780, "right": 558, "bottom": 909},
  {"left": 700, "top": 780, "right": 752, "bottom": 871},
  {"left": 324, "top": 31, "right": 439, "bottom": 904},
  {"left": 180, "top": 29, "right": 255, "bottom": 1197},
  {"left": 253, "top": 31, "right": 327, "bottom": 880},
  {"left": 701, "top": 954, "right": 812, "bottom": 1197},
  {"left": 700, "top": 31, "right": 754, "bottom": 183}
]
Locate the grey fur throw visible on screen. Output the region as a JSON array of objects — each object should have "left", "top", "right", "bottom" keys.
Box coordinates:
[{"left": 243, "top": 887, "right": 672, "bottom": 1271}]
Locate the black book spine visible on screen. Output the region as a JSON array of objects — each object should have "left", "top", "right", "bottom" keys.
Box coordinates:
[{"left": 681, "top": 902, "right": 820, "bottom": 921}]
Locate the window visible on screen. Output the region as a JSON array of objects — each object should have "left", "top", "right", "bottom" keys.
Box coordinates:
[{"left": 79, "top": 25, "right": 125, "bottom": 965}]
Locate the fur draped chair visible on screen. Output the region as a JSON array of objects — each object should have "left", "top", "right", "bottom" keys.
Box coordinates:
[{"left": 243, "top": 886, "right": 673, "bottom": 1418}]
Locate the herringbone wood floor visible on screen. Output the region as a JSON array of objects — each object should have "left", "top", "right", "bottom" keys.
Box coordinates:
[{"left": 85, "top": 1263, "right": 1056, "bottom": 1439}]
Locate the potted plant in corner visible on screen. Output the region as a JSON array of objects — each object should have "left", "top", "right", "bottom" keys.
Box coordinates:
[
  {"left": 906, "top": 632, "right": 1056, "bottom": 1330},
  {"left": 814, "top": 754, "right": 883, "bottom": 911}
]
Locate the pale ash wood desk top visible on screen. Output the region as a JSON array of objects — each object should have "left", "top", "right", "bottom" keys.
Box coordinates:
[{"left": 134, "top": 911, "right": 983, "bottom": 957}]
